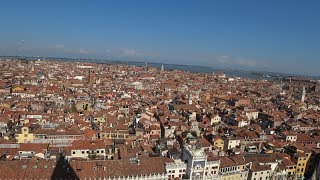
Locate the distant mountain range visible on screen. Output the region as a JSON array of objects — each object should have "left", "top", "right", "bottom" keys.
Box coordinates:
[{"left": 1, "top": 56, "right": 318, "bottom": 80}]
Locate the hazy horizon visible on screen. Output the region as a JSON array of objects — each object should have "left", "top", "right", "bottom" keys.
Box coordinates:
[{"left": 1, "top": 0, "right": 319, "bottom": 76}]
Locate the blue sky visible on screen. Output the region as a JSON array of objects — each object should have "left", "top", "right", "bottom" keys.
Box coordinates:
[{"left": 0, "top": 0, "right": 320, "bottom": 75}]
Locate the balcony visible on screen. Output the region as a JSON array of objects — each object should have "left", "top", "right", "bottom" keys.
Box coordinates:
[{"left": 219, "top": 168, "right": 249, "bottom": 177}]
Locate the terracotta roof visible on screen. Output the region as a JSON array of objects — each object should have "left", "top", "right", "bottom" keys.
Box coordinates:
[
  {"left": 251, "top": 162, "right": 271, "bottom": 172},
  {"left": 219, "top": 157, "right": 237, "bottom": 168},
  {"left": 198, "top": 137, "right": 211, "bottom": 148},
  {"left": 19, "top": 143, "right": 49, "bottom": 152},
  {"left": 69, "top": 157, "right": 166, "bottom": 178},
  {"left": 71, "top": 139, "right": 112, "bottom": 150}
]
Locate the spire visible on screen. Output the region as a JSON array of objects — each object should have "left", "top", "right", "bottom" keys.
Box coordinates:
[
  {"left": 145, "top": 61, "right": 148, "bottom": 71},
  {"left": 301, "top": 86, "right": 306, "bottom": 102},
  {"left": 188, "top": 94, "right": 192, "bottom": 105}
]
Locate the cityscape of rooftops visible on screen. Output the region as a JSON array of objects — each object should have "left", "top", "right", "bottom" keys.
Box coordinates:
[{"left": 0, "top": 1, "right": 320, "bottom": 179}]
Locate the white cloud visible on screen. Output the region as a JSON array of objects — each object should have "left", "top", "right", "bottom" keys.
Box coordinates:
[
  {"left": 217, "top": 55, "right": 230, "bottom": 64},
  {"left": 49, "top": 45, "right": 90, "bottom": 55},
  {"left": 63, "top": 49, "right": 74, "bottom": 53},
  {"left": 234, "top": 58, "right": 257, "bottom": 67},
  {"left": 47, "top": 45, "right": 160, "bottom": 59},
  {"left": 105, "top": 49, "right": 112, "bottom": 54},
  {"left": 120, "top": 48, "right": 138, "bottom": 57},
  {"left": 49, "top": 44, "right": 73, "bottom": 53},
  {"left": 18, "top": 40, "right": 25, "bottom": 45},
  {"left": 216, "top": 55, "right": 257, "bottom": 67},
  {"left": 79, "top": 48, "right": 89, "bottom": 54},
  {"left": 54, "top": 44, "right": 65, "bottom": 48}
]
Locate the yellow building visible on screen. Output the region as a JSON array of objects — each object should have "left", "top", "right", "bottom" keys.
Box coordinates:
[
  {"left": 219, "top": 156, "right": 249, "bottom": 180},
  {"left": 15, "top": 126, "right": 35, "bottom": 143},
  {"left": 295, "top": 151, "right": 311, "bottom": 178},
  {"left": 283, "top": 158, "right": 297, "bottom": 178},
  {"left": 213, "top": 137, "right": 225, "bottom": 150},
  {"left": 286, "top": 144, "right": 312, "bottom": 179},
  {"left": 76, "top": 100, "right": 93, "bottom": 111},
  {"left": 12, "top": 86, "right": 25, "bottom": 92}
]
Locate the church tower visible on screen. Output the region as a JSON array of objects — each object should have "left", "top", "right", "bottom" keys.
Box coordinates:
[
  {"left": 188, "top": 94, "right": 192, "bottom": 105},
  {"left": 145, "top": 61, "right": 148, "bottom": 71},
  {"left": 161, "top": 64, "right": 164, "bottom": 71},
  {"left": 301, "top": 86, "right": 306, "bottom": 102}
]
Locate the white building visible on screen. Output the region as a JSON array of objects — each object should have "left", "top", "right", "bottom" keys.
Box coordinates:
[
  {"left": 224, "top": 137, "right": 241, "bottom": 150},
  {"left": 286, "top": 134, "right": 297, "bottom": 142},
  {"left": 165, "top": 159, "right": 187, "bottom": 179},
  {"left": 211, "top": 115, "right": 221, "bottom": 125},
  {"left": 67, "top": 139, "right": 109, "bottom": 160},
  {"left": 182, "top": 145, "right": 220, "bottom": 180},
  {"left": 245, "top": 111, "right": 259, "bottom": 120}
]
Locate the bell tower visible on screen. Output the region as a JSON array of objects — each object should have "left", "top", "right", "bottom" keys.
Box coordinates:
[{"left": 301, "top": 86, "right": 306, "bottom": 102}]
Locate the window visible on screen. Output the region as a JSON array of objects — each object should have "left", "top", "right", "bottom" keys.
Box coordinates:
[
  {"left": 82, "top": 151, "right": 84, "bottom": 154},
  {"left": 97, "top": 150, "right": 99, "bottom": 153},
  {"left": 72, "top": 151, "right": 75, "bottom": 154}
]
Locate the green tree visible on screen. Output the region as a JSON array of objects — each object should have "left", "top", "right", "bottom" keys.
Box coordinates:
[
  {"left": 68, "top": 103, "right": 77, "bottom": 113},
  {"left": 182, "top": 131, "right": 189, "bottom": 138},
  {"left": 191, "top": 131, "right": 197, "bottom": 138}
]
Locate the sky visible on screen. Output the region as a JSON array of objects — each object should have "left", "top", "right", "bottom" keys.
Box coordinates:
[{"left": 0, "top": 0, "right": 320, "bottom": 76}]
